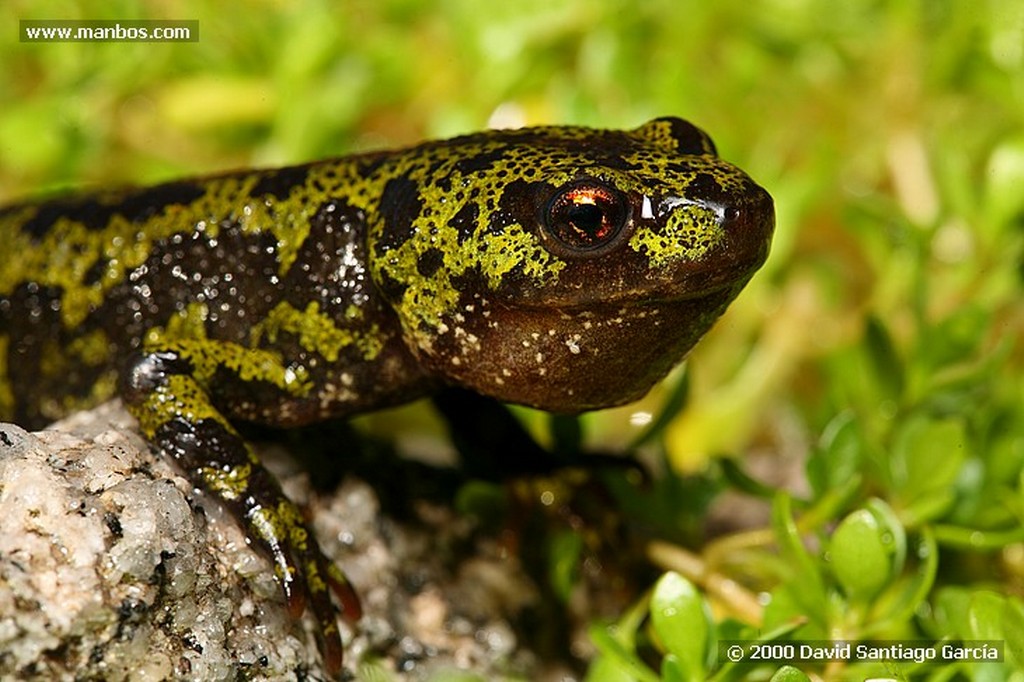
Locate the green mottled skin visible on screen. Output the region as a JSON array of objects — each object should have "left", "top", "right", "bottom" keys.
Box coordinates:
[{"left": 0, "top": 118, "right": 774, "bottom": 673}]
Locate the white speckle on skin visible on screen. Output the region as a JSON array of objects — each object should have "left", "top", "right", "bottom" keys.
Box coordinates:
[
  {"left": 565, "top": 335, "right": 581, "bottom": 354},
  {"left": 317, "top": 382, "right": 358, "bottom": 410},
  {"left": 641, "top": 194, "right": 655, "bottom": 220},
  {"left": 535, "top": 352, "right": 544, "bottom": 364}
]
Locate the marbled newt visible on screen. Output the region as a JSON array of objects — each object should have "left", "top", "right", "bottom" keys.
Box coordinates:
[{"left": 0, "top": 117, "right": 774, "bottom": 674}]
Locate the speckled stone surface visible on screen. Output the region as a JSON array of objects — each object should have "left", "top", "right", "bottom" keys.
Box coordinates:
[{"left": 0, "top": 402, "right": 550, "bottom": 681}]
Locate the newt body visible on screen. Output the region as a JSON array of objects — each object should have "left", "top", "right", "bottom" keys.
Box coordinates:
[{"left": 0, "top": 118, "right": 774, "bottom": 672}]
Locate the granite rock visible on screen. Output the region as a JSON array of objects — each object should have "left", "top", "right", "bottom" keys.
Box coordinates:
[{"left": 0, "top": 402, "right": 545, "bottom": 681}]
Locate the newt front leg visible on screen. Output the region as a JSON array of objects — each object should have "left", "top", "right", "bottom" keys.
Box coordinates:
[{"left": 119, "top": 341, "right": 361, "bottom": 673}]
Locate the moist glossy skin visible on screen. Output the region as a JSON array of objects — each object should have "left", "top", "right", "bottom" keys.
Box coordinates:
[{"left": 0, "top": 117, "right": 774, "bottom": 674}]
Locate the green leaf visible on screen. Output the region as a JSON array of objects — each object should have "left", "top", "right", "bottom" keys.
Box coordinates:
[
  {"left": 453, "top": 480, "right": 507, "bottom": 527},
  {"left": 1002, "top": 598, "right": 1024, "bottom": 671},
  {"left": 720, "top": 457, "right": 779, "bottom": 498},
  {"left": 660, "top": 654, "right": 687, "bottom": 682},
  {"left": 587, "top": 622, "right": 660, "bottom": 682},
  {"left": 932, "top": 587, "right": 973, "bottom": 639},
  {"left": 769, "top": 666, "right": 812, "bottom": 682},
  {"left": 964, "top": 592, "right": 1012, "bottom": 682},
  {"left": 865, "top": 498, "right": 906, "bottom": 575},
  {"left": 649, "top": 572, "right": 709, "bottom": 682},
  {"left": 549, "top": 413, "right": 583, "bottom": 456},
  {"left": 548, "top": 530, "right": 583, "bottom": 602},
  {"left": 890, "top": 415, "right": 968, "bottom": 507},
  {"left": 830, "top": 509, "right": 892, "bottom": 600},
  {"left": 917, "top": 305, "right": 993, "bottom": 374},
  {"left": 864, "top": 315, "right": 905, "bottom": 403},
  {"left": 967, "top": 591, "right": 1006, "bottom": 640},
  {"left": 629, "top": 366, "right": 690, "bottom": 449},
  {"left": 585, "top": 655, "right": 642, "bottom": 682},
  {"left": 984, "top": 134, "right": 1024, "bottom": 232},
  {"left": 861, "top": 527, "right": 937, "bottom": 636},
  {"left": 771, "top": 494, "right": 827, "bottom": 624},
  {"left": 357, "top": 659, "right": 398, "bottom": 682},
  {"left": 807, "top": 411, "right": 863, "bottom": 496}
]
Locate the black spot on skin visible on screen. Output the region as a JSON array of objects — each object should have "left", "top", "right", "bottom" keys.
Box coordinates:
[
  {"left": 281, "top": 198, "right": 375, "bottom": 317},
  {"left": 250, "top": 165, "right": 312, "bottom": 202},
  {"left": 102, "top": 221, "right": 283, "bottom": 348},
  {"left": 448, "top": 202, "right": 479, "bottom": 244},
  {"left": 589, "top": 152, "right": 637, "bottom": 171},
  {"left": 16, "top": 180, "right": 208, "bottom": 240},
  {"left": 116, "top": 181, "right": 207, "bottom": 223},
  {"left": 376, "top": 269, "right": 408, "bottom": 302},
  {"left": 309, "top": 198, "right": 364, "bottom": 237},
  {"left": 487, "top": 208, "right": 517, "bottom": 235},
  {"left": 16, "top": 196, "right": 110, "bottom": 238},
  {"left": 83, "top": 257, "right": 109, "bottom": 286},
  {"left": 376, "top": 177, "right": 422, "bottom": 255},
  {"left": 449, "top": 265, "right": 502, "bottom": 298},
  {"left": 416, "top": 247, "right": 445, "bottom": 278},
  {"left": 686, "top": 171, "right": 726, "bottom": 200},
  {"left": 660, "top": 117, "right": 717, "bottom": 156},
  {"left": 151, "top": 416, "right": 254, "bottom": 482},
  {"left": 3, "top": 281, "right": 104, "bottom": 429},
  {"left": 357, "top": 151, "right": 391, "bottom": 177},
  {"left": 455, "top": 149, "right": 505, "bottom": 174},
  {"left": 495, "top": 179, "right": 552, "bottom": 235}
]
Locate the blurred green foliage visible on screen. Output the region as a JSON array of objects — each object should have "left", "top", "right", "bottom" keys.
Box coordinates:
[{"left": 2, "top": 0, "right": 1022, "bottom": 680}]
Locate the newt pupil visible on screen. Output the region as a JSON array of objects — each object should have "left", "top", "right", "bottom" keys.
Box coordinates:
[{"left": 567, "top": 202, "right": 607, "bottom": 240}]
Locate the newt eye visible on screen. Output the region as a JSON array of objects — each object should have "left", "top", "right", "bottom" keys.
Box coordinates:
[{"left": 544, "top": 182, "right": 629, "bottom": 255}]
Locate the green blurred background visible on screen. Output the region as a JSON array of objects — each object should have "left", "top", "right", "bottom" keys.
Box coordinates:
[{"left": 3, "top": 1, "right": 1023, "bottom": 679}]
